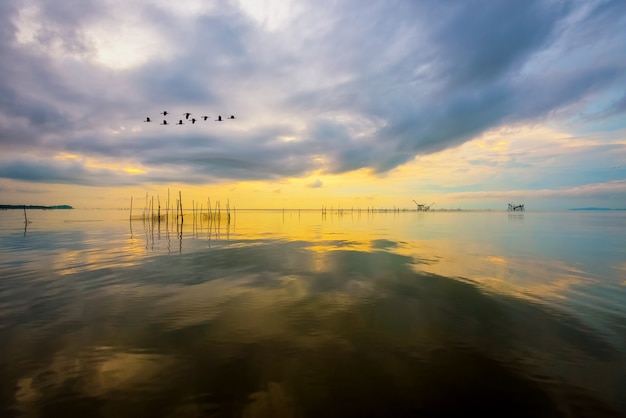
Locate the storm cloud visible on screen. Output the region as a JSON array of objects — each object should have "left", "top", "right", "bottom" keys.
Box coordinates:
[{"left": 1, "top": 0, "right": 625, "bottom": 189}]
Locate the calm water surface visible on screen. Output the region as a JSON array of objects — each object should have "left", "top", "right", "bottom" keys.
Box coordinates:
[{"left": 0, "top": 209, "right": 625, "bottom": 417}]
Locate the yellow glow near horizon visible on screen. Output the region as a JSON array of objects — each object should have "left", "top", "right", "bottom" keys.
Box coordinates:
[
  {"left": 55, "top": 152, "right": 148, "bottom": 176},
  {"left": 4, "top": 123, "right": 625, "bottom": 209}
]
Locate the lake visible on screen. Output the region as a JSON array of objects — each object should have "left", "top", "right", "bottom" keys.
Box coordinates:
[{"left": 0, "top": 208, "right": 625, "bottom": 417}]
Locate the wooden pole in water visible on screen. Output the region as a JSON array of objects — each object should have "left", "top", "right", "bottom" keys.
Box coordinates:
[
  {"left": 23, "top": 205, "right": 28, "bottom": 224},
  {"left": 179, "top": 191, "right": 183, "bottom": 224},
  {"left": 130, "top": 196, "right": 133, "bottom": 221}
]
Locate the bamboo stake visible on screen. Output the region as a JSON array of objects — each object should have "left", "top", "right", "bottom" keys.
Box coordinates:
[{"left": 179, "top": 191, "right": 183, "bottom": 224}]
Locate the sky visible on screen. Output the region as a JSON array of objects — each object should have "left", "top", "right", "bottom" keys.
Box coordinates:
[{"left": 1, "top": 0, "right": 625, "bottom": 210}]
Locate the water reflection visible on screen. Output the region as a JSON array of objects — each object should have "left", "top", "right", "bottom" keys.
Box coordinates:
[{"left": 0, "top": 210, "right": 625, "bottom": 416}]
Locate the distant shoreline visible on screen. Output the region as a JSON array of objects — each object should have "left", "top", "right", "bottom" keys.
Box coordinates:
[
  {"left": 0, "top": 205, "right": 73, "bottom": 210},
  {"left": 568, "top": 207, "right": 626, "bottom": 211}
]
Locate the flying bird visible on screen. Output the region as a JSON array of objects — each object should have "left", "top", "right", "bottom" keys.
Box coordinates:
[
  {"left": 217, "top": 115, "right": 222, "bottom": 121},
  {"left": 191, "top": 118, "right": 196, "bottom": 124},
  {"left": 161, "top": 111, "right": 168, "bottom": 116},
  {"left": 177, "top": 120, "right": 184, "bottom": 125},
  {"left": 184, "top": 112, "right": 191, "bottom": 120},
  {"left": 160, "top": 120, "right": 168, "bottom": 125},
  {"left": 202, "top": 116, "right": 209, "bottom": 121},
  {"left": 228, "top": 115, "right": 235, "bottom": 119},
  {"left": 144, "top": 117, "right": 151, "bottom": 122}
]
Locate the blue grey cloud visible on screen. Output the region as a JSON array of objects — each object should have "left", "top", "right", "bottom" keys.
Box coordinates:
[{"left": 0, "top": 157, "right": 129, "bottom": 186}]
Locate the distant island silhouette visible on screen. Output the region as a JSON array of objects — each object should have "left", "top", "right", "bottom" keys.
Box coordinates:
[{"left": 0, "top": 205, "right": 73, "bottom": 210}]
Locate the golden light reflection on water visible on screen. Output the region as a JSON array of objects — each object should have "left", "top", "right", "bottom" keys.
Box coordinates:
[
  {"left": 400, "top": 240, "right": 592, "bottom": 303},
  {"left": 35, "top": 229, "right": 153, "bottom": 275},
  {"left": 226, "top": 211, "right": 588, "bottom": 305},
  {"left": 2, "top": 209, "right": 626, "bottom": 416},
  {"left": 14, "top": 209, "right": 617, "bottom": 307}
]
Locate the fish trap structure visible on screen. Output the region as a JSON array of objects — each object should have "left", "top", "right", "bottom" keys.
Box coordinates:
[
  {"left": 507, "top": 203, "right": 525, "bottom": 211},
  {"left": 413, "top": 200, "right": 435, "bottom": 211}
]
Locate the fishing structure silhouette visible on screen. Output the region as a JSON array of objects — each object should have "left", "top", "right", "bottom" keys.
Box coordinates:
[{"left": 412, "top": 200, "right": 435, "bottom": 211}]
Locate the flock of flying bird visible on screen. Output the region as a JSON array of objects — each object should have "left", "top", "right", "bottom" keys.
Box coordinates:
[{"left": 144, "top": 111, "right": 236, "bottom": 125}]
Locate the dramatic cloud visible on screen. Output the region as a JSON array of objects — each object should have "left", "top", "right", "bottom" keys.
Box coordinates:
[{"left": 0, "top": 0, "right": 625, "bottom": 208}]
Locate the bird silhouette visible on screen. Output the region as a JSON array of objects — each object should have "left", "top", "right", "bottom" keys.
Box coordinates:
[
  {"left": 184, "top": 112, "right": 191, "bottom": 120},
  {"left": 144, "top": 117, "right": 151, "bottom": 122},
  {"left": 228, "top": 115, "right": 235, "bottom": 119},
  {"left": 217, "top": 115, "right": 222, "bottom": 121},
  {"left": 177, "top": 120, "right": 184, "bottom": 125},
  {"left": 160, "top": 120, "right": 168, "bottom": 125},
  {"left": 202, "top": 116, "right": 209, "bottom": 121},
  {"left": 161, "top": 111, "right": 168, "bottom": 116},
  {"left": 191, "top": 118, "right": 196, "bottom": 124}
]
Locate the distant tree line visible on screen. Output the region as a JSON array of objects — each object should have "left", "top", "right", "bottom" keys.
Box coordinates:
[{"left": 0, "top": 204, "right": 73, "bottom": 210}]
